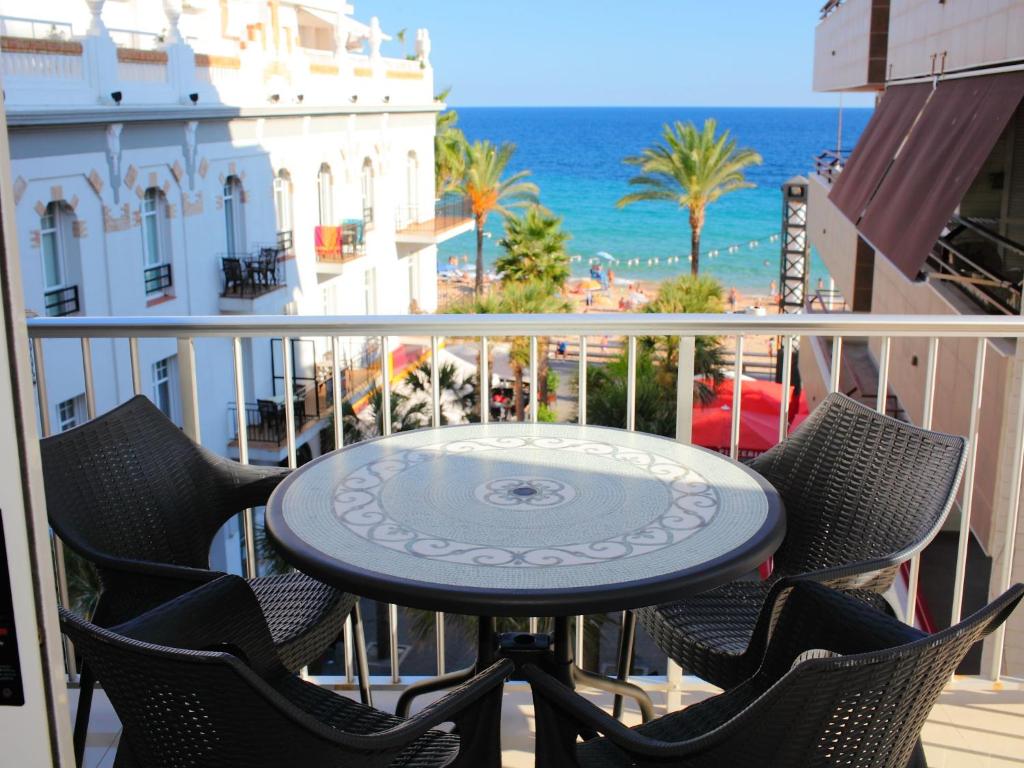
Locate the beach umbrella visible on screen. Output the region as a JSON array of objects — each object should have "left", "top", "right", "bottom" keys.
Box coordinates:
[
  {"left": 594, "top": 251, "right": 618, "bottom": 263},
  {"left": 577, "top": 278, "right": 603, "bottom": 291},
  {"left": 690, "top": 378, "right": 808, "bottom": 458}
]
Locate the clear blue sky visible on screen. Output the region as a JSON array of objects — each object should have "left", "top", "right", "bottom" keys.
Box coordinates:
[{"left": 366, "top": 1, "right": 875, "bottom": 107}]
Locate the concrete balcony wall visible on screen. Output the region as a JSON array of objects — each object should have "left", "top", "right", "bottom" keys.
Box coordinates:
[
  {"left": 813, "top": 0, "right": 889, "bottom": 92},
  {"left": 808, "top": 173, "right": 860, "bottom": 301},
  {"left": 888, "top": 0, "right": 1024, "bottom": 81},
  {"left": 869, "top": 256, "right": 1013, "bottom": 552}
]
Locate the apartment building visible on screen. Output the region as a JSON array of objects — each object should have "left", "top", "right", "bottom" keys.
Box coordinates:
[{"left": 805, "top": 0, "right": 1024, "bottom": 673}]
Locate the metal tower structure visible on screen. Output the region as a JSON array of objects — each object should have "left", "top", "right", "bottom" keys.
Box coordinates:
[{"left": 779, "top": 176, "right": 810, "bottom": 314}]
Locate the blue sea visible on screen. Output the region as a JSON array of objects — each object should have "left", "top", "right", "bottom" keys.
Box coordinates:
[{"left": 438, "top": 107, "right": 872, "bottom": 294}]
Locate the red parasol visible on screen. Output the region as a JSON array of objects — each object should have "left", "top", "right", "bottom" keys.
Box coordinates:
[{"left": 691, "top": 377, "right": 808, "bottom": 459}]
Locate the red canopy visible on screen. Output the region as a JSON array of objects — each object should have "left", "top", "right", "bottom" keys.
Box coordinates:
[{"left": 691, "top": 378, "right": 808, "bottom": 459}]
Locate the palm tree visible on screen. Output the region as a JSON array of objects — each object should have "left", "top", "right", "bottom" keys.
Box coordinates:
[
  {"left": 448, "top": 281, "right": 571, "bottom": 421},
  {"left": 434, "top": 88, "right": 467, "bottom": 199},
  {"left": 404, "top": 360, "right": 479, "bottom": 424},
  {"left": 641, "top": 274, "right": 726, "bottom": 404},
  {"left": 618, "top": 119, "right": 762, "bottom": 276},
  {"left": 496, "top": 205, "right": 571, "bottom": 289},
  {"left": 459, "top": 140, "right": 539, "bottom": 295}
]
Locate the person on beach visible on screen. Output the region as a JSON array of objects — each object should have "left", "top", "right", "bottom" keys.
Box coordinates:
[
  {"left": 557, "top": 340, "right": 568, "bottom": 359},
  {"left": 728, "top": 287, "right": 738, "bottom": 311},
  {"left": 608, "top": 269, "right": 616, "bottom": 287},
  {"left": 769, "top": 279, "right": 777, "bottom": 299}
]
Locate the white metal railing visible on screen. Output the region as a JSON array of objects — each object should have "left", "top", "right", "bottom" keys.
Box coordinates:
[
  {"left": 0, "top": 15, "right": 72, "bottom": 40},
  {"left": 25, "top": 312, "right": 1024, "bottom": 688}
]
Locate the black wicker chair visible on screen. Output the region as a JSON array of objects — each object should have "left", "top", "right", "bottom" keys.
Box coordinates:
[
  {"left": 39, "top": 395, "right": 371, "bottom": 764},
  {"left": 527, "top": 580, "right": 1024, "bottom": 768},
  {"left": 620, "top": 393, "right": 967, "bottom": 696},
  {"left": 60, "top": 575, "right": 513, "bottom": 768}
]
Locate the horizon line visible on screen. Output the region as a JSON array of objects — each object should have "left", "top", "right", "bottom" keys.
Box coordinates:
[{"left": 445, "top": 104, "right": 872, "bottom": 110}]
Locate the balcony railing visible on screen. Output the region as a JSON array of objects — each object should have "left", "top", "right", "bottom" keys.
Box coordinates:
[
  {"left": 25, "top": 312, "right": 1024, "bottom": 695},
  {"left": 0, "top": 15, "right": 72, "bottom": 40},
  {"left": 220, "top": 249, "right": 284, "bottom": 299},
  {"left": 925, "top": 215, "right": 1024, "bottom": 315},
  {"left": 228, "top": 382, "right": 330, "bottom": 447},
  {"left": 143, "top": 263, "right": 172, "bottom": 295},
  {"left": 315, "top": 222, "right": 365, "bottom": 264},
  {"left": 806, "top": 288, "right": 848, "bottom": 313},
  {"left": 396, "top": 195, "right": 473, "bottom": 235},
  {"left": 43, "top": 285, "right": 79, "bottom": 317},
  {"left": 813, "top": 149, "right": 852, "bottom": 185}
]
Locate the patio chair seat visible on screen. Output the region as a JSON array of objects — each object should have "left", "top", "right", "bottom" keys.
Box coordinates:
[{"left": 636, "top": 581, "right": 892, "bottom": 691}]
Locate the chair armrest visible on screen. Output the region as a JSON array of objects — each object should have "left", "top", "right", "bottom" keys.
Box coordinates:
[
  {"left": 208, "top": 452, "right": 291, "bottom": 511},
  {"left": 112, "top": 575, "right": 284, "bottom": 679},
  {"left": 352, "top": 659, "right": 513, "bottom": 748}
]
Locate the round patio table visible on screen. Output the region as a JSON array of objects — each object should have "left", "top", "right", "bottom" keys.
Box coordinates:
[{"left": 266, "top": 422, "right": 784, "bottom": 731}]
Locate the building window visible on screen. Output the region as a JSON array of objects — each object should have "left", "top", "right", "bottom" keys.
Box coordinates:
[
  {"left": 152, "top": 356, "right": 176, "bottom": 420},
  {"left": 274, "top": 169, "right": 293, "bottom": 235},
  {"left": 317, "top": 163, "right": 333, "bottom": 226},
  {"left": 40, "top": 201, "right": 82, "bottom": 316},
  {"left": 224, "top": 176, "right": 245, "bottom": 254},
  {"left": 141, "top": 188, "right": 171, "bottom": 295},
  {"left": 361, "top": 159, "right": 374, "bottom": 225},
  {"left": 57, "top": 394, "right": 85, "bottom": 432},
  {"left": 40, "top": 203, "right": 67, "bottom": 291}
]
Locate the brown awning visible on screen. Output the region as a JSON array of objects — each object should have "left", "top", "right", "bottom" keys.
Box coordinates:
[
  {"left": 859, "top": 72, "right": 1024, "bottom": 280},
  {"left": 828, "top": 83, "right": 932, "bottom": 223}
]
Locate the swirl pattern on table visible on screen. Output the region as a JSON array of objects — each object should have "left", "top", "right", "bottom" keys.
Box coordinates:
[{"left": 328, "top": 435, "right": 721, "bottom": 567}]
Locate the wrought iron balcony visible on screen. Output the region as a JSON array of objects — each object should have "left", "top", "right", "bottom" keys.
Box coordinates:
[
  {"left": 143, "top": 263, "right": 172, "bottom": 295},
  {"left": 43, "top": 285, "right": 79, "bottom": 317}
]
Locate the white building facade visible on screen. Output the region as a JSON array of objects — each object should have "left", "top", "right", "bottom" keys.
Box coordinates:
[{"left": 2, "top": 0, "right": 471, "bottom": 569}]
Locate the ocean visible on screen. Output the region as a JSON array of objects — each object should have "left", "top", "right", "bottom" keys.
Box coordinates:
[{"left": 437, "top": 106, "right": 872, "bottom": 295}]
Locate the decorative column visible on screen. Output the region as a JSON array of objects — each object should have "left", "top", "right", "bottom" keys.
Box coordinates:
[
  {"left": 162, "top": 0, "right": 183, "bottom": 45},
  {"left": 84, "top": 0, "right": 108, "bottom": 38}
]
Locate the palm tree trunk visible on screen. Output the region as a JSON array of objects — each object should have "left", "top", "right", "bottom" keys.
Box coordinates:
[
  {"left": 689, "top": 208, "right": 703, "bottom": 277},
  {"left": 512, "top": 361, "right": 525, "bottom": 422},
  {"left": 690, "top": 226, "right": 701, "bottom": 277},
  {"left": 474, "top": 218, "right": 485, "bottom": 296}
]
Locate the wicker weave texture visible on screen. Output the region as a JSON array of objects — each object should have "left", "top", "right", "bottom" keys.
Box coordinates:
[
  {"left": 637, "top": 393, "right": 966, "bottom": 689},
  {"left": 40, "top": 395, "right": 350, "bottom": 671},
  {"left": 533, "top": 582, "right": 1024, "bottom": 768},
  {"left": 61, "top": 576, "right": 511, "bottom": 768}
]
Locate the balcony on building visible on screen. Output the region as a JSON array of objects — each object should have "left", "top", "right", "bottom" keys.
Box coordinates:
[
  {"left": 813, "top": 0, "right": 889, "bottom": 93},
  {"left": 395, "top": 194, "right": 475, "bottom": 245},
  {"left": 315, "top": 220, "right": 366, "bottom": 272},
  {"left": 43, "top": 285, "right": 80, "bottom": 317},
  {"left": 218, "top": 245, "right": 286, "bottom": 313}
]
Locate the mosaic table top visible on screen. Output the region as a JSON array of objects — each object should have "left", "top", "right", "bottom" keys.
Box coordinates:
[{"left": 266, "top": 423, "right": 784, "bottom": 616}]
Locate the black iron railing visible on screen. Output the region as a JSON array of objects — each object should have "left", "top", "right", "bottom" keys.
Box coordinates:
[
  {"left": 144, "top": 263, "right": 172, "bottom": 294},
  {"left": 395, "top": 195, "right": 473, "bottom": 234},
  {"left": 220, "top": 248, "right": 284, "bottom": 299},
  {"left": 813, "top": 149, "right": 853, "bottom": 185},
  {"left": 228, "top": 383, "right": 329, "bottom": 446},
  {"left": 277, "top": 229, "right": 293, "bottom": 254},
  {"left": 44, "top": 285, "right": 79, "bottom": 317},
  {"left": 926, "top": 216, "right": 1024, "bottom": 315},
  {"left": 807, "top": 288, "right": 848, "bottom": 313}
]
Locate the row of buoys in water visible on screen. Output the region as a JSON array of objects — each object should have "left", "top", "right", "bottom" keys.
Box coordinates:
[{"left": 560, "top": 232, "right": 785, "bottom": 271}]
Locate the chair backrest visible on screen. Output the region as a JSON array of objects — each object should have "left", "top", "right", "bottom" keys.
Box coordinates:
[
  {"left": 750, "top": 393, "right": 966, "bottom": 577},
  {"left": 41, "top": 396, "right": 243, "bottom": 570},
  {"left": 732, "top": 581, "right": 1024, "bottom": 767},
  {"left": 58, "top": 576, "right": 367, "bottom": 766},
  {"left": 222, "top": 257, "right": 243, "bottom": 282},
  {"left": 257, "top": 399, "right": 280, "bottom": 422}
]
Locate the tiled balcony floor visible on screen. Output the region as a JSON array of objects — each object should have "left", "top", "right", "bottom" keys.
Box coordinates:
[{"left": 73, "top": 676, "right": 1024, "bottom": 767}]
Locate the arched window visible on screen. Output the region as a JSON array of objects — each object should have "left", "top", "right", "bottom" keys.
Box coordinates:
[
  {"left": 361, "top": 158, "right": 374, "bottom": 225},
  {"left": 316, "top": 163, "right": 333, "bottom": 226},
  {"left": 273, "top": 169, "right": 293, "bottom": 235},
  {"left": 40, "top": 201, "right": 81, "bottom": 316},
  {"left": 223, "top": 175, "right": 246, "bottom": 254},
  {"left": 141, "top": 188, "right": 172, "bottom": 295},
  {"left": 406, "top": 151, "right": 418, "bottom": 220}
]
